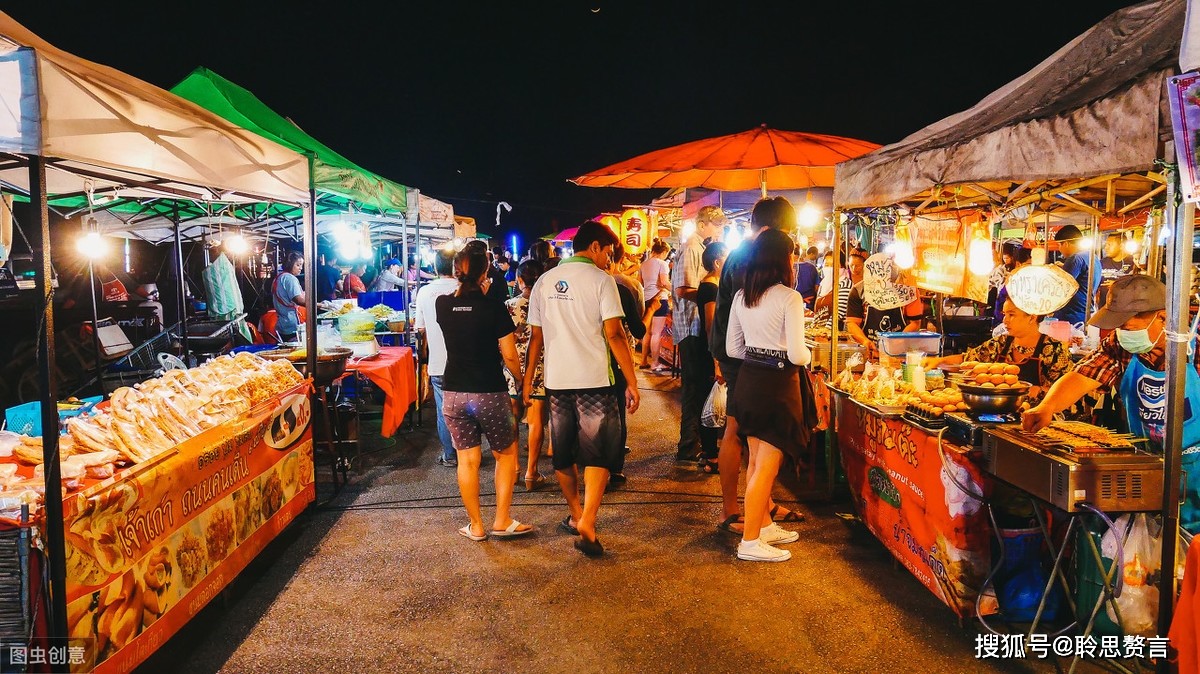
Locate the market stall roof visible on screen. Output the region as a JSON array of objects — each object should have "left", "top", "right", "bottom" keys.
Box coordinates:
[
  {"left": 169, "top": 68, "right": 407, "bottom": 213},
  {"left": 833, "top": 0, "right": 1181, "bottom": 214},
  {"left": 0, "top": 11, "right": 309, "bottom": 205}
]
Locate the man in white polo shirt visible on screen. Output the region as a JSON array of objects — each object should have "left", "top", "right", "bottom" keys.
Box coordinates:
[
  {"left": 413, "top": 249, "right": 460, "bottom": 467},
  {"left": 524, "top": 221, "right": 640, "bottom": 558}
]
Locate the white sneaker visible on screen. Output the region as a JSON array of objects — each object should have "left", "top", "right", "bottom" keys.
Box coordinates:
[
  {"left": 760, "top": 522, "right": 800, "bottom": 545},
  {"left": 736, "top": 539, "right": 792, "bottom": 562}
]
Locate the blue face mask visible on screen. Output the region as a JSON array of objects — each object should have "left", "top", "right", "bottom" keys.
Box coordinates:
[{"left": 1116, "top": 325, "right": 1157, "bottom": 354}]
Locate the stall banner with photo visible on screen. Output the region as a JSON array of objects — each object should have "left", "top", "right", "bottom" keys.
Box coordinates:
[
  {"left": 1168, "top": 71, "right": 1200, "bottom": 203},
  {"left": 835, "top": 393, "right": 994, "bottom": 618},
  {"left": 61, "top": 381, "right": 315, "bottom": 673},
  {"left": 910, "top": 215, "right": 988, "bottom": 304}
]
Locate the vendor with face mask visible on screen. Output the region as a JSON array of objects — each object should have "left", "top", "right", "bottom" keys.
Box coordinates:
[{"left": 1022, "top": 274, "right": 1200, "bottom": 529}]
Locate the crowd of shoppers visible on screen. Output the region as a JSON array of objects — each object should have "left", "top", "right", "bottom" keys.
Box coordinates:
[{"left": 274, "top": 197, "right": 820, "bottom": 561}]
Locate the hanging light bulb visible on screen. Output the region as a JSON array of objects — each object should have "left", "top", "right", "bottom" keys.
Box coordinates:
[
  {"left": 225, "top": 232, "right": 250, "bottom": 255},
  {"left": 798, "top": 191, "right": 821, "bottom": 229},
  {"left": 893, "top": 219, "right": 915, "bottom": 269},
  {"left": 968, "top": 229, "right": 993, "bottom": 276},
  {"left": 1123, "top": 235, "right": 1139, "bottom": 256},
  {"left": 76, "top": 231, "right": 104, "bottom": 259}
]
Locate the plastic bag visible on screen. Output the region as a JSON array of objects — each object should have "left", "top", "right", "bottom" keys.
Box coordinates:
[
  {"left": 1102, "top": 513, "right": 1161, "bottom": 637},
  {"left": 701, "top": 381, "right": 727, "bottom": 428}
]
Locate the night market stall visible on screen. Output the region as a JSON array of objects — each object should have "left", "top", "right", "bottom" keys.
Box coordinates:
[
  {"left": 830, "top": 0, "right": 1191, "bottom": 658},
  {"left": 0, "top": 11, "right": 328, "bottom": 672},
  {"left": 94, "top": 68, "right": 421, "bottom": 442}
]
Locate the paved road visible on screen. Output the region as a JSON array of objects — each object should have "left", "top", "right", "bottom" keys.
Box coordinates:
[{"left": 142, "top": 372, "right": 1102, "bottom": 673}]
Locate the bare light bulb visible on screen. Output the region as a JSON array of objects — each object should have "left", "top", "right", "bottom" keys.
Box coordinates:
[
  {"left": 77, "top": 231, "right": 104, "bottom": 259},
  {"left": 798, "top": 203, "right": 821, "bottom": 229},
  {"left": 225, "top": 233, "right": 250, "bottom": 255},
  {"left": 1123, "top": 237, "right": 1139, "bottom": 255},
  {"left": 968, "top": 236, "right": 993, "bottom": 276},
  {"left": 893, "top": 222, "right": 915, "bottom": 269}
]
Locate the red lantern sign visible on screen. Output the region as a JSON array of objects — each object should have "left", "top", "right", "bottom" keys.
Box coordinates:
[{"left": 620, "top": 209, "right": 650, "bottom": 256}]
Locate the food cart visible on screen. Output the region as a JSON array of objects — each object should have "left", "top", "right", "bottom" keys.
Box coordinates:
[{"left": 827, "top": 0, "right": 1188, "bottom": 655}]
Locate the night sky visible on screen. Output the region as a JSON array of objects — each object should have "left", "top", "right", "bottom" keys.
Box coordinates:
[{"left": 8, "top": 1, "right": 1135, "bottom": 247}]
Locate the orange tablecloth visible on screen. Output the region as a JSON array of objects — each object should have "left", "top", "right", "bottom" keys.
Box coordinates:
[{"left": 345, "top": 346, "right": 417, "bottom": 437}]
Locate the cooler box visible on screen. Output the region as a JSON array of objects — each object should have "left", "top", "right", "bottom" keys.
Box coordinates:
[
  {"left": 878, "top": 331, "right": 941, "bottom": 370},
  {"left": 356, "top": 291, "right": 406, "bottom": 312}
]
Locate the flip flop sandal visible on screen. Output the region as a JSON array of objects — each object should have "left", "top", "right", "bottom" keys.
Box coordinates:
[
  {"left": 557, "top": 516, "right": 579, "bottom": 536},
  {"left": 574, "top": 536, "right": 604, "bottom": 558},
  {"left": 491, "top": 520, "right": 534, "bottom": 538},
  {"left": 524, "top": 473, "right": 548, "bottom": 491},
  {"left": 717, "top": 514, "right": 744, "bottom": 534},
  {"left": 700, "top": 460, "right": 719, "bottom": 475},
  {"left": 457, "top": 525, "right": 487, "bottom": 542},
  {"left": 770, "top": 505, "right": 806, "bottom": 523}
]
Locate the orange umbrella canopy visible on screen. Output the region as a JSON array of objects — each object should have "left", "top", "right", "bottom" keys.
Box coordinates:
[{"left": 571, "top": 125, "right": 881, "bottom": 191}]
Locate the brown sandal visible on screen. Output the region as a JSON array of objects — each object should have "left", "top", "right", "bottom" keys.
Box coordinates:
[{"left": 524, "top": 473, "right": 548, "bottom": 491}]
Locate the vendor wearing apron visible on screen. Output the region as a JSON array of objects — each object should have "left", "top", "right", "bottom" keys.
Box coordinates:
[
  {"left": 927, "top": 298, "right": 1071, "bottom": 404},
  {"left": 1023, "top": 275, "right": 1200, "bottom": 531},
  {"left": 844, "top": 253, "right": 923, "bottom": 358}
]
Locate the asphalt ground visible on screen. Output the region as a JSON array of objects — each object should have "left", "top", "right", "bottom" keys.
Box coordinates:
[{"left": 137, "top": 371, "right": 1116, "bottom": 674}]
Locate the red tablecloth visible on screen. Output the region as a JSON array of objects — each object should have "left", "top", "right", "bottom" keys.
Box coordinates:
[{"left": 345, "top": 346, "right": 417, "bottom": 437}]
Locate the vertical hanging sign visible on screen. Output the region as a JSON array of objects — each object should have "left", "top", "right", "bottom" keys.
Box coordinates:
[
  {"left": 619, "top": 209, "right": 650, "bottom": 256},
  {"left": 1168, "top": 71, "right": 1200, "bottom": 202}
]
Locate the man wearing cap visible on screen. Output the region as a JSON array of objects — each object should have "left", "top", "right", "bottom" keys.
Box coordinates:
[
  {"left": 1052, "top": 225, "right": 1101, "bottom": 326},
  {"left": 1024, "top": 274, "right": 1200, "bottom": 530},
  {"left": 371, "top": 258, "right": 405, "bottom": 292}
]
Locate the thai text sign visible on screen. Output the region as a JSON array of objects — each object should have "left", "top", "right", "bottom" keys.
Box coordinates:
[
  {"left": 835, "top": 392, "right": 993, "bottom": 618},
  {"left": 62, "top": 382, "right": 315, "bottom": 673},
  {"left": 1005, "top": 264, "right": 1078, "bottom": 317}
]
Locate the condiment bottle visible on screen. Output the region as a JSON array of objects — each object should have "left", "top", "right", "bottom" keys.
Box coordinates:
[{"left": 911, "top": 365, "right": 926, "bottom": 392}]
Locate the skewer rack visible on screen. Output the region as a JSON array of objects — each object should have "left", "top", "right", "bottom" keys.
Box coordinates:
[{"left": 982, "top": 425, "right": 1163, "bottom": 512}]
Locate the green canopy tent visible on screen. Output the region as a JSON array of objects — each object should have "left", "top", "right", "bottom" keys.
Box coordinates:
[
  {"left": 171, "top": 67, "right": 406, "bottom": 215},
  {"left": 44, "top": 67, "right": 410, "bottom": 241}
]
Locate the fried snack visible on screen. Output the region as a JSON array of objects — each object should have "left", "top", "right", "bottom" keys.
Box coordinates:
[
  {"left": 233, "top": 483, "right": 261, "bottom": 543},
  {"left": 139, "top": 546, "right": 173, "bottom": 626},
  {"left": 13, "top": 444, "right": 43, "bottom": 465},
  {"left": 176, "top": 530, "right": 206, "bottom": 589},
  {"left": 95, "top": 569, "right": 144, "bottom": 654},
  {"left": 205, "top": 507, "right": 236, "bottom": 564},
  {"left": 66, "top": 353, "right": 305, "bottom": 466},
  {"left": 260, "top": 472, "right": 284, "bottom": 520},
  {"left": 297, "top": 445, "right": 313, "bottom": 489},
  {"left": 64, "top": 483, "right": 138, "bottom": 582}
]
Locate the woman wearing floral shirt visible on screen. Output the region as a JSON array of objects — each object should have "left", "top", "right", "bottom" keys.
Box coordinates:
[{"left": 928, "top": 298, "right": 1070, "bottom": 404}]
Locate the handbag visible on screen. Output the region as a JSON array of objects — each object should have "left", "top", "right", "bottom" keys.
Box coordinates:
[{"left": 796, "top": 366, "right": 820, "bottom": 447}]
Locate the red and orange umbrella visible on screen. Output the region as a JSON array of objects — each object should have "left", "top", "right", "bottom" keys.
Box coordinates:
[{"left": 571, "top": 124, "right": 880, "bottom": 193}]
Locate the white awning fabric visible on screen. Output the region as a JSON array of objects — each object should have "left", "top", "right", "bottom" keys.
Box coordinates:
[{"left": 0, "top": 10, "right": 309, "bottom": 204}]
